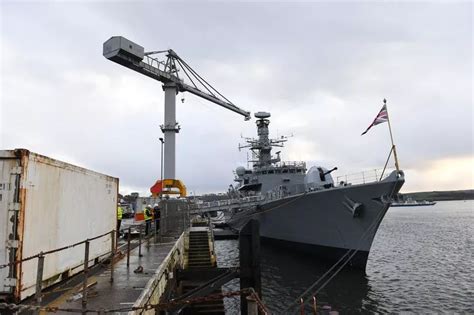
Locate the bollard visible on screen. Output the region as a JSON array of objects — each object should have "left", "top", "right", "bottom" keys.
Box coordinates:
[
  {"left": 138, "top": 224, "right": 143, "bottom": 257},
  {"left": 312, "top": 296, "right": 317, "bottom": 315},
  {"left": 110, "top": 230, "right": 115, "bottom": 283},
  {"left": 300, "top": 298, "right": 305, "bottom": 315},
  {"left": 35, "top": 253, "right": 45, "bottom": 313},
  {"left": 246, "top": 295, "right": 258, "bottom": 315},
  {"left": 82, "top": 240, "right": 90, "bottom": 314},
  {"left": 127, "top": 227, "right": 131, "bottom": 267}
]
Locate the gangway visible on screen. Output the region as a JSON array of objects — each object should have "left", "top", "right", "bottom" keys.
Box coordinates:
[{"left": 189, "top": 196, "right": 265, "bottom": 215}]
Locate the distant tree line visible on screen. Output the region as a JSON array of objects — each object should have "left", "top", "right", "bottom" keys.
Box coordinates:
[{"left": 401, "top": 189, "right": 474, "bottom": 201}]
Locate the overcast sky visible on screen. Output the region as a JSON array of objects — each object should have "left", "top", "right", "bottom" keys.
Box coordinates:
[{"left": 1, "top": 1, "right": 472, "bottom": 195}]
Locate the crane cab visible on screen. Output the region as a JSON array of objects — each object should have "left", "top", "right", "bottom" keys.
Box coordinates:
[{"left": 103, "top": 36, "right": 144, "bottom": 63}]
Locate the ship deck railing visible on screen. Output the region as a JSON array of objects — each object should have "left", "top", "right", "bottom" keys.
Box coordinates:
[
  {"left": 278, "top": 161, "right": 306, "bottom": 168},
  {"left": 189, "top": 195, "right": 265, "bottom": 214},
  {"left": 336, "top": 168, "right": 394, "bottom": 186}
]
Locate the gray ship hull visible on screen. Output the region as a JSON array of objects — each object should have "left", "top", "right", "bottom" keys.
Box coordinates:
[{"left": 228, "top": 171, "right": 404, "bottom": 270}]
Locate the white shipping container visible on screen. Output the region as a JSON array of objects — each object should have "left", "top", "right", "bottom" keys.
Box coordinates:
[{"left": 0, "top": 149, "right": 118, "bottom": 302}]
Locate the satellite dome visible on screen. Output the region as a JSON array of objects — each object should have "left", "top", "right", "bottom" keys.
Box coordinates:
[
  {"left": 255, "top": 112, "right": 271, "bottom": 119},
  {"left": 236, "top": 166, "right": 246, "bottom": 176}
]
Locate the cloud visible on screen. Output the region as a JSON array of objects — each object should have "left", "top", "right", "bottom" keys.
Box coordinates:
[
  {"left": 402, "top": 155, "right": 474, "bottom": 192},
  {"left": 1, "top": 1, "right": 472, "bottom": 196}
]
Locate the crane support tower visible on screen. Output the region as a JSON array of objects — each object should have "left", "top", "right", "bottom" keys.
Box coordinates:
[{"left": 103, "top": 36, "right": 251, "bottom": 196}]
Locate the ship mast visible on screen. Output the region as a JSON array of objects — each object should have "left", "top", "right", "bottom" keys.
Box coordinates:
[{"left": 239, "top": 112, "right": 287, "bottom": 168}]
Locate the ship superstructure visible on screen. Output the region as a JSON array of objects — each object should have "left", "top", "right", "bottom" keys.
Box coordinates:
[{"left": 234, "top": 112, "right": 337, "bottom": 196}]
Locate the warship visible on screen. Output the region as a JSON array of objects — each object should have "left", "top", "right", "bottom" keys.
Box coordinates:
[{"left": 222, "top": 111, "right": 405, "bottom": 270}]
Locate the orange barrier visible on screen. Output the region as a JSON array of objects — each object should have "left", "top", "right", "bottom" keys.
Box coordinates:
[
  {"left": 134, "top": 212, "right": 155, "bottom": 221},
  {"left": 134, "top": 212, "right": 144, "bottom": 221}
]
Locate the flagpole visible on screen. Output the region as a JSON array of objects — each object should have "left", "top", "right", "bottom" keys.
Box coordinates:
[{"left": 384, "top": 99, "right": 400, "bottom": 171}]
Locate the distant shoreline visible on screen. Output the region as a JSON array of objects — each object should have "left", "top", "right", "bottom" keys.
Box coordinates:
[{"left": 401, "top": 189, "right": 474, "bottom": 201}]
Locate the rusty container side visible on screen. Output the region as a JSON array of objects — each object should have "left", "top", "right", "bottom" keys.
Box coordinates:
[
  {"left": 0, "top": 149, "right": 119, "bottom": 301},
  {"left": 0, "top": 150, "right": 22, "bottom": 301}
]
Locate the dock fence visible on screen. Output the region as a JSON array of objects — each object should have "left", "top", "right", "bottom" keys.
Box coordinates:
[
  {"left": 0, "top": 229, "right": 116, "bottom": 313},
  {"left": 0, "top": 287, "right": 269, "bottom": 314}
]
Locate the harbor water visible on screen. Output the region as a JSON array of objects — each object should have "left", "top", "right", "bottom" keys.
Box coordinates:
[{"left": 215, "top": 200, "right": 473, "bottom": 314}]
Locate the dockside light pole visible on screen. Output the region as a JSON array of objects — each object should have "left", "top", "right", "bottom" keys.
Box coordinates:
[{"left": 159, "top": 137, "right": 164, "bottom": 198}]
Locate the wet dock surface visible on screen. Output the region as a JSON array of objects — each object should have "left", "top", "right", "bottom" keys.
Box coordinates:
[{"left": 44, "top": 237, "right": 175, "bottom": 313}]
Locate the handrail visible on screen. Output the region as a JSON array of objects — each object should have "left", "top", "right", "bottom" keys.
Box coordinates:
[
  {"left": 336, "top": 168, "right": 393, "bottom": 185},
  {"left": 0, "top": 230, "right": 114, "bottom": 269},
  {"left": 0, "top": 288, "right": 267, "bottom": 314}
]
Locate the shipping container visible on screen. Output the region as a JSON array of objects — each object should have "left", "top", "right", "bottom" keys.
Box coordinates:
[{"left": 0, "top": 149, "right": 118, "bottom": 302}]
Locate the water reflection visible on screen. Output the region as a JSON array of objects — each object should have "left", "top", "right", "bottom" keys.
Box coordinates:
[
  {"left": 260, "top": 242, "right": 374, "bottom": 314},
  {"left": 216, "top": 239, "right": 377, "bottom": 314}
]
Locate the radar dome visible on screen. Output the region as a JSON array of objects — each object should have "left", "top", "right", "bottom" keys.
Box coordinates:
[
  {"left": 255, "top": 112, "right": 271, "bottom": 119},
  {"left": 236, "top": 166, "right": 246, "bottom": 176}
]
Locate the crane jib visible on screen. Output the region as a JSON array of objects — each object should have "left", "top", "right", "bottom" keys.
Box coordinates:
[
  {"left": 181, "top": 84, "right": 251, "bottom": 119},
  {"left": 103, "top": 36, "right": 250, "bottom": 120}
]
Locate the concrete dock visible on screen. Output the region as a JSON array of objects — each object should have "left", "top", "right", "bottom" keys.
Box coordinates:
[{"left": 40, "top": 236, "right": 183, "bottom": 314}]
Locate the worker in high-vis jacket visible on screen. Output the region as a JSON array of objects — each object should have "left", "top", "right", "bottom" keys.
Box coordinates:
[
  {"left": 144, "top": 204, "right": 152, "bottom": 235},
  {"left": 117, "top": 204, "right": 124, "bottom": 236}
]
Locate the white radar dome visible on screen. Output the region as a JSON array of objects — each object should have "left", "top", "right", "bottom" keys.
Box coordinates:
[{"left": 236, "top": 166, "right": 246, "bottom": 176}]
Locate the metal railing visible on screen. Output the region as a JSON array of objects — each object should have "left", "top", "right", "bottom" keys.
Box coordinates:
[
  {"left": 0, "top": 287, "right": 271, "bottom": 314},
  {"left": 119, "top": 221, "right": 160, "bottom": 266},
  {"left": 336, "top": 168, "right": 394, "bottom": 186},
  {"left": 0, "top": 220, "right": 167, "bottom": 313},
  {"left": 189, "top": 195, "right": 266, "bottom": 214},
  {"left": 279, "top": 161, "right": 306, "bottom": 168},
  {"left": 0, "top": 229, "right": 116, "bottom": 313}
]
